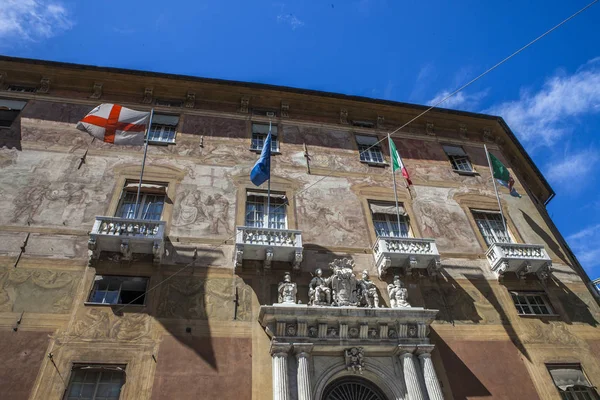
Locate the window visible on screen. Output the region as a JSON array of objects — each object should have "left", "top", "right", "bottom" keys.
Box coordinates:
[
  {"left": 547, "top": 364, "right": 599, "bottom": 400},
  {"left": 356, "top": 135, "right": 384, "bottom": 164},
  {"left": 0, "top": 99, "right": 26, "bottom": 128},
  {"left": 443, "top": 145, "right": 474, "bottom": 172},
  {"left": 6, "top": 85, "right": 36, "bottom": 93},
  {"left": 154, "top": 99, "right": 182, "bottom": 107},
  {"left": 148, "top": 114, "right": 179, "bottom": 144},
  {"left": 245, "top": 191, "right": 287, "bottom": 229},
  {"left": 64, "top": 365, "right": 125, "bottom": 400},
  {"left": 511, "top": 292, "right": 554, "bottom": 315},
  {"left": 472, "top": 211, "right": 511, "bottom": 246},
  {"left": 251, "top": 123, "right": 279, "bottom": 152},
  {"left": 88, "top": 275, "right": 149, "bottom": 305},
  {"left": 116, "top": 181, "right": 167, "bottom": 221},
  {"left": 369, "top": 201, "right": 410, "bottom": 238}
]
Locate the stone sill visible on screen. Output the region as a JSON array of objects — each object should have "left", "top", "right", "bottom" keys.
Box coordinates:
[
  {"left": 84, "top": 302, "right": 146, "bottom": 307},
  {"left": 517, "top": 313, "right": 561, "bottom": 319},
  {"left": 249, "top": 148, "right": 281, "bottom": 155},
  {"left": 360, "top": 161, "right": 388, "bottom": 168},
  {"left": 452, "top": 169, "right": 479, "bottom": 176}
]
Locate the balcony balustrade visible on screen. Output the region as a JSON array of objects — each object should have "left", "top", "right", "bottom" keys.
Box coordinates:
[
  {"left": 486, "top": 242, "right": 552, "bottom": 280},
  {"left": 235, "top": 226, "right": 303, "bottom": 271},
  {"left": 373, "top": 237, "right": 441, "bottom": 278},
  {"left": 88, "top": 216, "right": 166, "bottom": 263}
]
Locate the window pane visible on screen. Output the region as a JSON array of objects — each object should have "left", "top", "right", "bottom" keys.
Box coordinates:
[
  {"left": 140, "top": 194, "right": 165, "bottom": 220},
  {"left": 67, "top": 367, "right": 125, "bottom": 400},
  {"left": 119, "top": 277, "right": 148, "bottom": 305},
  {"left": 358, "top": 144, "right": 384, "bottom": 163},
  {"left": 473, "top": 212, "right": 510, "bottom": 245},
  {"left": 117, "top": 193, "right": 137, "bottom": 219}
]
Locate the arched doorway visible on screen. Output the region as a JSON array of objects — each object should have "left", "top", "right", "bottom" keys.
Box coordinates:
[{"left": 322, "top": 376, "right": 388, "bottom": 400}]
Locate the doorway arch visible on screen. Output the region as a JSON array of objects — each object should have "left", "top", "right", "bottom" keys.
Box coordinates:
[{"left": 322, "top": 376, "right": 389, "bottom": 400}]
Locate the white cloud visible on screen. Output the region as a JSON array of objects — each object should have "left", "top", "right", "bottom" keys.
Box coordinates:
[
  {"left": 428, "top": 89, "right": 489, "bottom": 111},
  {"left": 567, "top": 223, "right": 600, "bottom": 277},
  {"left": 486, "top": 58, "right": 600, "bottom": 147},
  {"left": 277, "top": 13, "right": 304, "bottom": 30},
  {"left": 0, "top": 0, "right": 73, "bottom": 42},
  {"left": 545, "top": 150, "right": 600, "bottom": 184}
]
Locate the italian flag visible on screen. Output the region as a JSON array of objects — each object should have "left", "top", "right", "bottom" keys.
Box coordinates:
[
  {"left": 489, "top": 152, "right": 521, "bottom": 198},
  {"left": 389, "top": 136, "right": 412, "bottom": 185}
]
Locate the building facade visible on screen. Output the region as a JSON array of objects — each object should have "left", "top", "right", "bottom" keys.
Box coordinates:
[{"left": 0, "top": 56, "right": 599, "bottom": 400}]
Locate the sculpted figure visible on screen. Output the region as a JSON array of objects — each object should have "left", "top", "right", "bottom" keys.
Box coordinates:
[
  {"left": 388, "top": 275, "right": 410, "bottom": 308},
  {"left": 359, "top": 270, "right": 379, "bottom": 308},
  {"left": 329, "top": 258, "right": 359, "bottom": 306},
  {"left": 278, "top": 272, "right": 297, "bottom": 304},
  {"left": 309, "top": 268, "right": 331, "bottom": 305},
  {"left": 345, "top": 347, "right": 365, "bottom": 373}
]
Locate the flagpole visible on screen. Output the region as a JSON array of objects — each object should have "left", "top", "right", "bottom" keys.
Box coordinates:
[
  {"left": 484, "top": 144, "right": 508, "bottom": 232},
  {"left": 134, "top": 108, "right": 154, "bottom": 219},
  {"left": 389, "top": 134, "right": 403, "bottom": 234},
  {"left": 267, "top": 121, "right": 272, "bottom": 229}
]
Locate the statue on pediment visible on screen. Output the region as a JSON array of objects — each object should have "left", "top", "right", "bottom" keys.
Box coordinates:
[
  {"left": 309, "top": 268, "right": 331, "bottom": 305},
  {"left": 359, "top": 270, "right": 379, "bottom": 308},
  {"left": 329, "top": 258, "right": 359, "bottom": 306},
  {"left": 388, "top": 275, "right": 410, "bottom": 308},
  {"left": 278, "top": 272, "right": 297, "bottom": 304}
]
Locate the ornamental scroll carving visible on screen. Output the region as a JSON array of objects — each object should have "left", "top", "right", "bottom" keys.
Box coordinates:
[{"left": 70, "top": 308, "right": 151, "bottom": 341}]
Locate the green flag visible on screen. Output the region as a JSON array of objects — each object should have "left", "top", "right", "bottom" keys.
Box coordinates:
[{"left": 489, "top": 153, "right": 510, "bottom": 182}]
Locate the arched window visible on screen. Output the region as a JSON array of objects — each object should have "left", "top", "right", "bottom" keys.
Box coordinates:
[{"left": 322, "top": 376, "right": 388, "bottom": 400}]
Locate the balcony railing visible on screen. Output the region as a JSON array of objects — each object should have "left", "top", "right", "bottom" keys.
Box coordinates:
[
  {"left": 486, "top": 242, "right": 552, "bottom": 281},
  {"left": 235, "top": 226, "right": 303, "bottom": 271},
  {"left": 88, "top": 216, "right": 166, "bottom": 263},
  {"left": 373, "top": 237, "right": 441, "bottom": 278}
]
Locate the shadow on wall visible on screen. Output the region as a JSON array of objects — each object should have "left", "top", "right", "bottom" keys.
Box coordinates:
[
  {"left": 465, "top": 274, "right": 533, "bottom": 362},
  {"left": 429, "top": 329, "right": 491, "bottom": 399},
  {"left": 422, "top": 269, "right": 483, "bottom": 324},
  {"left": 521, "top": 210, "right": 569, "bottom": 264},
  {"left": 550, "top": 277, "right": 598, "bottom": 326},
  {"left": 0, "top": 113, "right": 22, "bottom": 150}
]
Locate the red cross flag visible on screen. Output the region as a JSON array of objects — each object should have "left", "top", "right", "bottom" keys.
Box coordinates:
[{"left": 76, "top": 104, "right": 150, "bottom": 145}]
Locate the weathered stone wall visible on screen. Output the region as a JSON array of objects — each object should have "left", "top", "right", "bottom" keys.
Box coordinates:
[{"left": 0, "top": 95, "right": 598, "bottom": 400}]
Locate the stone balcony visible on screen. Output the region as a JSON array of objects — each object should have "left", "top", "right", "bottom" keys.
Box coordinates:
[
  {"left": 486, "top": 242, "right": 552, "bottom": 281},
  {"left": 88, "top": 216, "right": 166, "bottom": 263},
  {"left": 373, "top": 237, "right": 441, "bottom": 278},
  {"left": 235, "top": 226, "right": 303, "bottom": 271}
]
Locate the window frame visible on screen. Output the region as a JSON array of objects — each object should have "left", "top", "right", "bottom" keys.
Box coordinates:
[
  {"left": 244, "top": 191, "right": 288, "bottom": 230},
  {"left": 369, "top": 202, "right": 412, "bottom": 238},
  {"left": 547, "top": 364, "right": 599, "bottom": 400},
  {"left": 356, "top": 135, "right": 386, "bottom": 165},
  {"left": 0, "top": 98, "right": 27, "bottom": 129},
  {"left": 147, "top": 114, "right": 179, "bottom": 145},
  {"left": 250, "top": 122, "right": 279, "bottom": 153},
  {"left": 471, "top": 210, "right": 513, "bottom": 246},
  {"left": 442, "top": 144, "right": 476, "bottom": 174},
  {"left": 115, "top": 181, "right": 167, "bottom": 221},
  {"left": 86, "top": 275, "right": 149, "bottom": 306},
  {"left": 64, "top": 364, "right": 126, "bottom": 400},
  {"left": 510, "top": 291, "right": 556, "bottom": 316}
]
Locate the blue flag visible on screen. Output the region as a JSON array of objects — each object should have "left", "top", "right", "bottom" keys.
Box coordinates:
[{"left": 250, "top": 131, "right": 272, "bottom": 186}]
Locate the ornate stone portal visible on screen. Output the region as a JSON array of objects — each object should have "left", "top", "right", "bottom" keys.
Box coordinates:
[{"left": 262, "top": 258, "right": 444, "bottom": 400}]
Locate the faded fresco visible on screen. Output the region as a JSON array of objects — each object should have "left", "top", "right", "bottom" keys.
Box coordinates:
[
  {"left": 412, "top": 186, "right": 482, "bottom": 253},
  {"left": 0, "top": 267, "right": 81, "bottom": 313},
  {"left": 69, "top": 308, "right": 152, "bottom": 341},
  {"left": 156, "top": 277, "right": 251, "bottom": 321},
  {"left": 296, "top": 181, "right": 370, "bottom": 248}
]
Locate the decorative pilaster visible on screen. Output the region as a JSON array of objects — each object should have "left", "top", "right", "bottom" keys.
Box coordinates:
[
  {"left": 271, "top": 343, "right": 292, "bottom": 400},
  {"left": 419, "top": 353, "right": 444, "bottom": 400},
  {"left": 294, "top": 344, "right": 313, "bottom": 400},
  {"left": 400, "top": 352, "right": 425, "bottom": 400}
]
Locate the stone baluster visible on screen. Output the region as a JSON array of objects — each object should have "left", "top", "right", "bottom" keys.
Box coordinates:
[
  {"left": 400, "top": 352, "right": 426, "bottom": 400},
  {"left": 419, "top": 353, "right": 444, "bottom": 400},
  {"left": 294, "top": 344, "right": 313, "bottom": 400},
  {"left": 271, "top": 343, "right": 292, "bottom": 400}
]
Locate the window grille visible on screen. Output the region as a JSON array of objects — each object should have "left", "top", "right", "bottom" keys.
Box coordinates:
[
  {"left": 472, "top": 211, "right": 511, "bottom": 246},
  {"left": 547, "top": 364, "right": 599, "bottom": 400},
  {"left": 64, "top": 365, "right": 126, "bottom": 400},
  {"left": 245, "top": 191, "right": 287, "bottom": 229},
  {"left": 88, "top": 276, "right": 149, "bottom": 305},
  {"left": 116, "top": 181, "right": 167, "bottom": 221},
  {"left": 251, "top": 123, "right": 279, "bottom": 151},
  {"left": 356, "top": 135, "right": 384, "bottom": 164},
  {"left": 443, "top": 144, "right": 474, "bottom": 172},
  {"left": 510, "top": 292, "right": 554, "bottom": 315},
  {"left": 369, "top": 202, "right": 410, "bottom": 238},
  {"left": 148, "top": 114, "right": 179, "bottom": 144}
]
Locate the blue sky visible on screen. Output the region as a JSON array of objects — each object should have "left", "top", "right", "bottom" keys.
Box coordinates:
[{"left": 1, "top": 0, "right": 599, "bottom": 278}]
